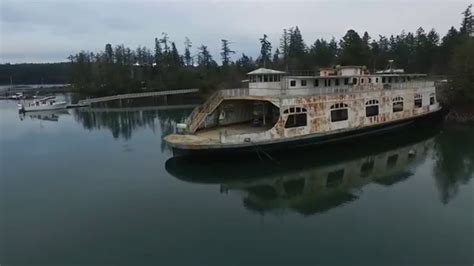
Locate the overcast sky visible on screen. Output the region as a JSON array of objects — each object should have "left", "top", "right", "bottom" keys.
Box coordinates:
[{"left": 0, "top": 0, "right": 471, "bottom": 63}]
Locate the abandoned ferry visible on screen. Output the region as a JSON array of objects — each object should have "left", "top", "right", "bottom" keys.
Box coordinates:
[{"left": 164, "top": 65, "right": 443, "bottom": 156}]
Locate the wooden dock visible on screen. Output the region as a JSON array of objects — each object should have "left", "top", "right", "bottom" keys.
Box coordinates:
[
  {"left": 77, "top": 88, "right": 199, "bottom": 106},
  {"left": 77, "top": 104, "right": 198, "bottom": 113}
]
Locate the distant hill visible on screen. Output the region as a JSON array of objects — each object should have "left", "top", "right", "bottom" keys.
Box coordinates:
[{"left": 0, "top": 63, "right": 71, "bottom": 85}]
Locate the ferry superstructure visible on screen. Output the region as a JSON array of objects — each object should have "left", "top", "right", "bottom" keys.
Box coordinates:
[{"left": 165, "top": 65, "right": 443, "bottom": 155}]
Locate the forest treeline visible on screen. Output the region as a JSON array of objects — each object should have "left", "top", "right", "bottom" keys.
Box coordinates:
[
  {"left": 0, "top": 63, "right": 71, "bottom": 85},
  {"left": 2, "top": 5, "right": 472, "bottom": 103}
]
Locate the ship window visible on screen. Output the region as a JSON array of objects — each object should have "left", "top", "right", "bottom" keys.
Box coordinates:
[
  {"left": 290, "top": 80, "right": 296, "bottom": 87},
  {"left": 376, "top": 77, "right": 379, "bottom": 83},
  {"left": 382, "top": 77, "right": 386, "bottom": 83},
  {"left": 365, "top": 99, "right": 379, "bottom": 117},
  {"left": 361, "top": 78, "right": 364, "bottom": 84},
  {"left": 283, "top": 107, "right": 307, "bottom": 114},
  {"left": 301, "top": 80, "right": 307, "bottom": 86},
  {"left": 335, "top": 79, "right": 340, "bottom": 86},
  {"left": 324, "top": 79, "right": 331, "bottom": 87},
  {"left": 388, "top": 77, "right": 392, "bottom": 83},
  {"left": 264, "top": 75, "right": 268, "bottom": 82},
  {"left": 414, "top": 94, "right": 422, "bottom": 108},
  {"left": 430, "top": 93, "right": 435, "bottom": 105},
  {"left": 392, "top": 96, "right": 404, "bottom": 113},
  {"left": 269, "top": 75, "right": 274, "bottom": 82},
  {"left": 369, "top": 78, "right": 372, "bottom": 83},
  {"left": 344, "top": 78, "right": 349, "bottom": 85},
  {"left": 314, "top": 79, "right": 319, "bottom": 87},
  {"left": 258, "top": 75, "right": 262, "bottom": 82},
  {"left": 285, "top": 113, "right": 307, "bottom": 128},
  {"left": 352, "top": 78, "right": 357, "bottom": 85},
  {"left": 330, "top": 103, "right": 349, "bottom": 122}
]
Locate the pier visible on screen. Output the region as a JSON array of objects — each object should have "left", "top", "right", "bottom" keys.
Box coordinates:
[{"left": 77, "top": 88, "right": 199, "bottom": 105}]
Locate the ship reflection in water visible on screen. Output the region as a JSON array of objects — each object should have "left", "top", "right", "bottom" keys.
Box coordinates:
[
  {"left": 19, "top": 109, "right": 70, "bottom": 122},
  {"left": 166, "top": 129, "right": 440, "bottom": 215}
]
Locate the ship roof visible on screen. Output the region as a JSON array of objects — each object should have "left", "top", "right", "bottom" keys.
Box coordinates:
[{"left": 247, "top": 68, "right": 286, "bottom": 75}]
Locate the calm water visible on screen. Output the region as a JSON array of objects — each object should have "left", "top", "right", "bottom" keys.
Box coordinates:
[{"left": 0, "top": 98, "right": 473, "bottom": 265}]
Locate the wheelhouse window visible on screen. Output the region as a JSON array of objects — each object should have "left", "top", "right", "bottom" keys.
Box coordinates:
[
  {"left": 290, "top": 80, "right": 296, "bottom": 87},
  {"left": 414, "top": 94, "right": 422, "bottom": 108},
  {"left": 335, "top": 79, "right": 340, "bottom": 86},
  {"left": 393, "top": 96, "right": 404, "bottom": 113},
  {"left": 301, "top": 80, "right": 307, "bottom": 86},
  {"left": 330, "top": 103, "right": 349, "bottom": 122},
  {"left": 284, "top": 107, "right": 307, "bottom": 128},
  {"left": 430, "top": 93, "right": 436, "bottom": 105},
  {"left": 314, "top": 79, "right": 319, "bottom": 87},
  {"left": 365, "top": 99, "right": 379, "bottom": 117},
  {"left": 344, "top": 78, "right": 349, "bottom": 85},
  {"left": 352, "top": 78, "right": 358, "bottom": 85},
  {"left": 324, "top": 79, "right": 331, "bottom": 87}
]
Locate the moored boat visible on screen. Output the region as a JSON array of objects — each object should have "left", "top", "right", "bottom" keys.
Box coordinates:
[
  {"left": 164, "top": 64, "right": 444, "bottom": 156},
  {"left": 18, "top": 96, "right": 68, "bottom": 113}
]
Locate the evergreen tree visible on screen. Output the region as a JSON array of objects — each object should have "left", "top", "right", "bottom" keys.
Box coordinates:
[
  {"left": 236, "top": 53, "right": 256, "bottom": 72},
  {"left": 280, "top": 29, "right": 290, "bottom": 66},
  {"left": 154, "top": 37, "right": 163, "bottom": 66},
  {"left": 288, "top": 26, "right": 306, "bottom": 58},
  {"left": 197, "top": 45, "right": 216, "bottom": 69},
  {"left": 338, "top": 29, "right": 365, "bottom": 65},
  {"left": 220, "top": 39, "right": 235, "bottom": 67},
  {"left": 259, "top": 34, "right": 272, "bottom": 67},
  {"left": 460, "top": 4, "right": 473, "bottom": 36},
  {"left": 170, "top": 42, "right": 182, "bottom": 68},
  {"left": 310, "top": 38, "right": 337, "bottom": 67},
  {"left": 184, "top": 37, "right": 193, "bottom": 66},
  {"left": 105, "top": 43, "right": 113, "bottom": 64},
  {"left": 449, "top": 38, "right": 474, "bottom": 103},
  {"left": 160, "top": 32, "right": 170, "bottom": 53},
  {"left": 273, "top": 48, "right": 281, "bottom": 65}
]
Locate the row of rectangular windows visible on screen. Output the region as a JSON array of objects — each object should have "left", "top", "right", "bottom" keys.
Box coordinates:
[
  {"left": 289, "top": 76, "right": 421, "bottom": 87},
  {"left": 283, "top": 96, "right": 436, "bottom": 128},
  {"left": 249, "top": 75, "right": 282, "bottom": 83}
]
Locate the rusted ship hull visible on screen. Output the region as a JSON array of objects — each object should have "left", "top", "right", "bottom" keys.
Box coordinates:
[{"left": 170, "top": 108, "right": 444, "bottom": 157}]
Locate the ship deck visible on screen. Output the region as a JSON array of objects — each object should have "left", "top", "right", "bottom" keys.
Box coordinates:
[{"left": 166, "top": 123, "right": 273, "bottom": 146}]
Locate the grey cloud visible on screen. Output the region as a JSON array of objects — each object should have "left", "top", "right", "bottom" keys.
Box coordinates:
[{"left": 1, "top": 0, "right": 471, "bottom": 63}]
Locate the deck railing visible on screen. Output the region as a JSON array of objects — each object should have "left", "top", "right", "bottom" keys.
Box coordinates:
[{"left": 226, "top": 81, "right": 435, "bottom": 98}]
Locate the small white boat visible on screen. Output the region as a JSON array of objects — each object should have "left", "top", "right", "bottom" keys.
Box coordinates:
[
  {"left": 18, "top": 96, "right": 68, "bottom": 112},
  {"left": 9, "top": 92, "right": 24, "bottom": 100}
]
